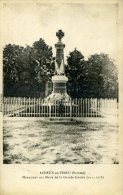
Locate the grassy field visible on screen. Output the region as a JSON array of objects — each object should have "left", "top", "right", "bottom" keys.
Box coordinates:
[{"left": 3, "top": 118, "right": 118, "bottom": 164}]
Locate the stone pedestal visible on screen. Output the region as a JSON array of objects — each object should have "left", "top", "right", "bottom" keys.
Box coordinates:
[{"left": 52, "top": 75, "right": 68, "bottom": 94}]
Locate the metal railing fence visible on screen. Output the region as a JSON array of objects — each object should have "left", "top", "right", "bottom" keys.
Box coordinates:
[{"left": 2, "top": 97, "right": 118, "bottom": 117}]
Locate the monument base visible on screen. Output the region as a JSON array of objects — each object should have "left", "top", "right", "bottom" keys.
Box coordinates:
[
  {"left": 45, "top": 75, "right": 70, "bottom": 103},
  {"left": 45, "top": 92, "right": 70, "bottom": 103}
]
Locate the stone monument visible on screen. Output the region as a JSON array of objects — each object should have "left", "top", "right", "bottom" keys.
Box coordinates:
[{"left": 46, "top": 30, "right": 70, "bottom": 102}]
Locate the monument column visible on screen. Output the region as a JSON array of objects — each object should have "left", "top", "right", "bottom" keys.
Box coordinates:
[
  {"left": 55, "top": 30, "right": 65, "bottom": 73},
  {"left": 46, "top": 30, "right": 70, "bottom": 102},
  {"left": 52, "top": 30, "right": 68, "bottom": 94}
]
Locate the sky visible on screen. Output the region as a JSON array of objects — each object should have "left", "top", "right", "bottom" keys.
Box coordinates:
[{"left": 1, "top": 2, "right": 118, "bottom": 61}]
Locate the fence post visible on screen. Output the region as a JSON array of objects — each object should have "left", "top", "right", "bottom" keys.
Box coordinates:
[
  {"left": 95, "top": 98, "right": 97, "bottom": 117},
  {"left": 9, "top": 97, "right": 10, "bottom": 115},
  {"left": 16, "top": 97, "right": 18, "bottom": 117},
  {"left": 93, "top": 99, "right": 95, "bottom": 117},
  {"left": 2, "top": 97, "right": 4, "bottom": 116},
  {"left": 85, "top": 98, "right": 87, "bottom": 117},
  {"left": 26, "top": 97, "right": 28, "bottom": 117},
  {"left": 65, "top": 100, "right": 66, "bottom": 117},
  {"left": 2, "top": 97, "right": 3, "bottom": 116},
  {"left": 55, "top": 99, "right": 56, "bottom": 117},
  {"left": 39, "top": 98, "right": 41, "bottom": 117},
  {"left": 87, "top": 99, "right": 89, "bottom": 116},
  {"left": 78, "top": 98, "right": 79, "bottom": 117},
  {"left": 80, "top": 98, "right": 81, "bottom": 117},
  {"left": 11, "top": 97, "right": 13, "bottom": 116},
  {"left": 49, "top": 104, "right": 51, "bottom": 118},
  {"left": 37, "top": 98, "right": 38, "bottom": 117},
  {"left": 8, "top": 97, "right": 9, "bottom": 115},
  {"left": 70, "top": 98, "right": 72, "bottom": 118}
]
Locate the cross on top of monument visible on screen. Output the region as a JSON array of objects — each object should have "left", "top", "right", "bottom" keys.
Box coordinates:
[{"left": 56, "top": 30, "right": 64, "bottom": 41}]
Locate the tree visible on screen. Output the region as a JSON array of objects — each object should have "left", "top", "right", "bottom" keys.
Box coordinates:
[
  {"left": 87, "top": 53, "right": 118, "bottom": 98},
  {"left": 3, "top": 39, "right": 55, "bottom": 97},
  {"left": 32, "top": 38, "right": 55, "bottom": 83},
  {"left": 65, "top": 50, "right": 118, "bottom": 98},
  {"left": 30, "top": 38, "right": 55, "bottom": 97},
  {"left": 3, "top": 44, "right": 25, "bottom": 96},
  {"left": 65, "top": 48, "right": 86, "bottom": 98}
]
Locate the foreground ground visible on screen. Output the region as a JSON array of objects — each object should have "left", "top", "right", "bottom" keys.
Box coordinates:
[{"left": 3, "top": 117, "right": 118, "bottom": 164}]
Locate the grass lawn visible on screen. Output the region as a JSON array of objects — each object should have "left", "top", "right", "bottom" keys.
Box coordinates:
[{"left": 3, "top": 118, "right": 118, "bottom": 164}]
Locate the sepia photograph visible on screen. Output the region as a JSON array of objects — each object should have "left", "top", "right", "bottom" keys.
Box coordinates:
[{"left": 2, "top": 2, "right": 119, "bottom": 165}]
